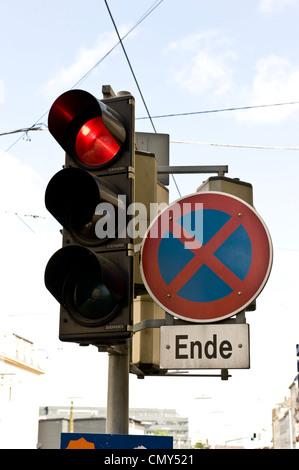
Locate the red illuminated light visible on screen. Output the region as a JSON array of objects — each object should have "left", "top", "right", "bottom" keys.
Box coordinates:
[{"left": 75, "top": 116, "right": 120, "bottom": 167}]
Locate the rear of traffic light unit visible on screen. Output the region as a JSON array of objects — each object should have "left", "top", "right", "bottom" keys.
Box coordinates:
[
  {"left": 44, "top": 89, "right": 135, "bottom": 347},
  {"left": 132, "top": 150, "right": 169, "bottom": 376},
  {"left": 197, "top": 175, "right": 253, "bottom": 206},
  {"left": 197, "top": 175, "right": 256, "bottom": 312}
]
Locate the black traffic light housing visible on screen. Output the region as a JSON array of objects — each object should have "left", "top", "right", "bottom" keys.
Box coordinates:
[{"left": 44, "top": 89, "right": 135, "bottom": 347}]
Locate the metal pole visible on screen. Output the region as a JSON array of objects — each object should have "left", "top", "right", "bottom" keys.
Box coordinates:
[
  {"left": 157, "top": 165, "right": 228, "bottom": 176},
  {"left": 68, "top": 400, "right": 74, "bottom": 433},
  {"left": 106, "top": 342, "right": 130, "bottom": 434}
]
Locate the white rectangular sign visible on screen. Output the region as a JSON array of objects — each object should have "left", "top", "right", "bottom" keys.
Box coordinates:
[{"left": 160, "top": 324, "right": 250, "bottom": 370}]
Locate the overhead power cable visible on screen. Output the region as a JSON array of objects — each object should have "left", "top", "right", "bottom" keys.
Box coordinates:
[
  {"left": 0, "top": 124, "right": 47, "bottom": 137},
  {"left": 2, "top": 128, "right": 297, "bottom": 152},
  {"left": 136, "top": 100, "right": 299, "bottom": 120},
  {"left": 104, "top": 0, "right": 184, "bottom": 196},
  {"left": 104, "top": 0, "right": 157, "bottom": 133},
  {"left": 3, "top": 99, "right": 299, "bottom": 141},
  {"left": 72, "top": 0, "right": 164, "bottom": 90},
  {"left": 3, "top": 0, "right": 164, "bottom": 153},
  {"left": 171, "top": 140, "right": 299, "bottom": 151}
]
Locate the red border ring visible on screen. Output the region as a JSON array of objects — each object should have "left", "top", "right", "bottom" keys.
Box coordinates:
[{"left": 140, "top": 192, "right": 273, "bottom": 323}]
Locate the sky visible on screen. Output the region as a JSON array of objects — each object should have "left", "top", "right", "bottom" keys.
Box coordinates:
[{"left": 0, "top": 0, "right": 299, "bottom": 448}]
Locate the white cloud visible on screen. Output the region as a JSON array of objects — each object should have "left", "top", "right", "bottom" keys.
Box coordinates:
[
  {"left": 0, "top": 151, "right": 60, "bottom": 328},
  {"left": 0, "top": 80, "right": 4, "bottom": 103},
  {"left": 175, "top": 51, "right": 234, "bottom": 98},
  {"left": 167, "top": 31, "right": 235, "bottom": 99},
  {"left": 259, "top": 0, "right": 295, "bottom": 13},
  {"left": 237, "top": 55, "right": 299, "bottom": 123},
  {"left": 165, "top": 30, "right": 230, "bottom": 54},
  {"left": 43, "top": 27, "right": 131, "bottom": 99},
  {"left": 0, "top": 151, "right": 44, "bottom": 214},
  {"left": 166, "top": 31, "right": 299, "bottom": 125}
]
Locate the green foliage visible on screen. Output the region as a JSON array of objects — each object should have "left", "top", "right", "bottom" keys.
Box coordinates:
[{"left": 193, "top": 441, "right": 210, "bottom": 449}]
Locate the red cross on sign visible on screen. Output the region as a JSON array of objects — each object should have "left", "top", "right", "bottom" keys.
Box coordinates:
[{"left": 140, "top": 192, "right": 273, "bottom": 323}]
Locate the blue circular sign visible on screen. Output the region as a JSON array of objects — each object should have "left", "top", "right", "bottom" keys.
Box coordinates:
[{"left": 141, "top": 192, "right": 273, "bottom": 323}]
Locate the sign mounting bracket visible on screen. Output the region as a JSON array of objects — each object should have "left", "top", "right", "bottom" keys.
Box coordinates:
[{"left": 133, "top": 310, "right": 247, "bottom": 333}]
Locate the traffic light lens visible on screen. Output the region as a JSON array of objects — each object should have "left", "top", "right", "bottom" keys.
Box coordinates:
[
  {"left": 75, "top": 117, "right": 120, "bottom": 166},
  {"left": 66, "top": 267, "right": 118, "bottom": 324}
]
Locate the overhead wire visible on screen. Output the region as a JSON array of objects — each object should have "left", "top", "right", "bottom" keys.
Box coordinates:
[
  {"left": 104, "top": 0, "right": 183, "bottom": 197},
  {"left": 1, "top": 0, "right": 168, "bottom": 233},
  {"left": 72, "top": 0, "right": 164, "bottom": 91},
  {"left": 2, "top": 0, "right": 299, "bottom": 199},
  {"left": 104, "top": 0, "right": 157, "bottom": 133},
  {"left": 14, "top": 213, "right": 36, "bottom": 234},
  {"left": 136, "top": 100, "right": 299, "bottom": 120},
  {"left": 2, "top": 0, "right": 298, "bottom": 157},
  {"left": 0, "top": 124, "right": 47, "bottom": 138},
  {"left": 171, "top": 140, "right": 299, "bottom": 151},
  {"left": 3, "top": 0, "right": 164, "bottom": 154},
  {"left": 2, "top": 127, "right": 299, "bottom": 152},
  {"left": 3, "top": 98, "right": 299, "bottom": 150}
]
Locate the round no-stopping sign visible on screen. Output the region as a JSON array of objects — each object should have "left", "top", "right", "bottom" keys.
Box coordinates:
[{"left": 140, "top": 192, "right": 273, "bottom": 323}]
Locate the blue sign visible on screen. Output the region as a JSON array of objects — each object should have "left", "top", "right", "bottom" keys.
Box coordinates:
[
  {"left": 141, "top": 192, "right": 273, "bottom": 323},
  {"left": 158, "top": 209, "right": 252, "bottom": 303},
  {"left": 61, "top": 433, "right": 173, "bottom": 449}
]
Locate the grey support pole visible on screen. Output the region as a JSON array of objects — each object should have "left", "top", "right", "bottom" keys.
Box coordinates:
[{"left": 106, "top": 342, "right": 130, "bottom": 434}]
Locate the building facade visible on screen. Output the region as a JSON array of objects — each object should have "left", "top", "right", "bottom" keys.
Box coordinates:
[
  {"left": 38, "top": 405, "right": 190, "bottom": 449},
  {"left": 272, "top": 379, "right": 299, "bottom": 449},
  {"left": 129, "top": 408, "right": 190, "bottom": 449},
  {"left": 0, "top": 331, "right": 44, "bottom": 449}
]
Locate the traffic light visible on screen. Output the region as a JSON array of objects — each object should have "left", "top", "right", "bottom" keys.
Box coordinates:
[{"left": 44, "top": 89, "right": 135, "bottom": 347}]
